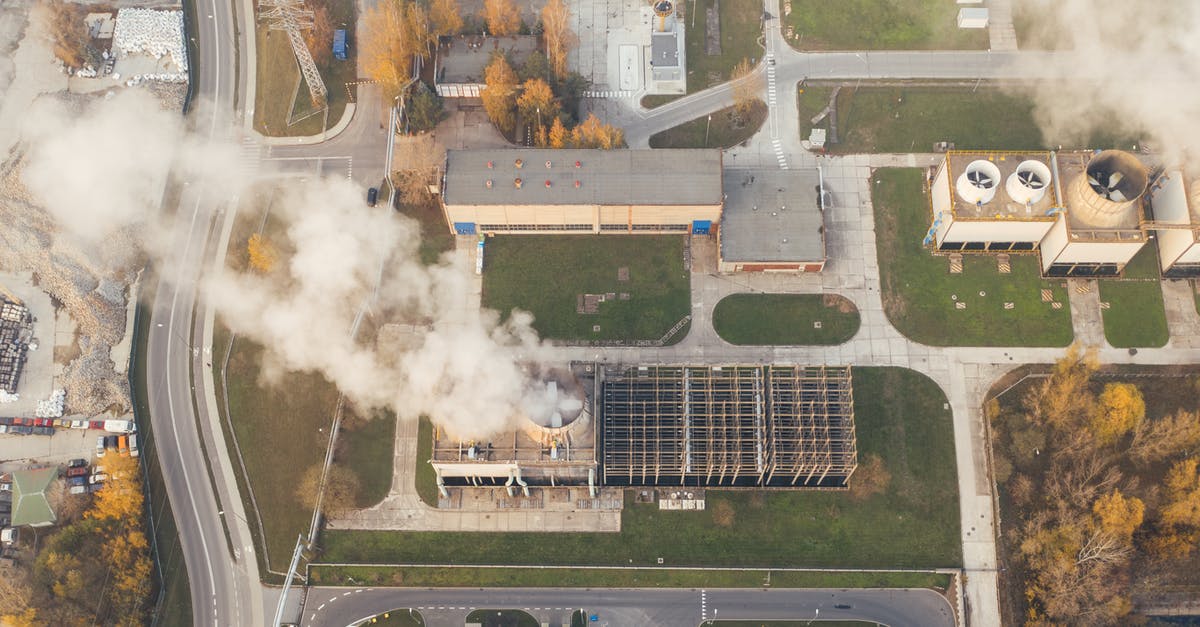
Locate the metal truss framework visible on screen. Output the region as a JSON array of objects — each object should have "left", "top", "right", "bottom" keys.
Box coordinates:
[
  {"left": 601, "top": 365, "right": 857, "bottom": 488},
  {"left": 259, "top": 0, "right": 328, "bottom": 106}
]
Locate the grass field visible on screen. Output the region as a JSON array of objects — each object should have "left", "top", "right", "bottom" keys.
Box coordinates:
[
  {"left": 872, "top": 168, "right": 1074, "bottom": 347},
  {"left": 337, "top": 411, "right": 397, "bottom": 508},
  {"left": 310, "top": 565, "right": 952, "bottom": 590},
  {"left": 395, "top": 196, "right": 455, "bottom": 265},
  {"left": 649, "top": 100, "right": 768, "bottom": 148},
  {"left": 685, "top": 0, "right": 765, "bottom": 93},
  {"left": 1098, "top": 242, "right": 1168, "bottom": 348},
  {"left": 784, "top": 0, "right": 988, "bottom": 50},
  {"left": 318, "top": 367, "right": 962, "bottom": 572},
  {"left": 481, "top": 235, "right": 691, "bottom": 342},
  {"left": 253, "top": 0, "right": 357, "bottom": 139},
  {"left": 797, "top": 85, "right": 1143, "bottom": 154},
  {"left": 712, "top": 294, "right": 861, "bottom": 345}
]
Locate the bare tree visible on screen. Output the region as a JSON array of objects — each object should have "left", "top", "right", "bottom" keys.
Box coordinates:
[{"left": 540, "top": 0, "right": 577, "bottom": 78}]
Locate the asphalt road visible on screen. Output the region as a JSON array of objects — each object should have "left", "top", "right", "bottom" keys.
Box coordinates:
[
  {"left": 303, "top": 587, "right": 955, "bottom": 627},
  {"left": 145, "top": 0, "right": 263, "bottom": 623}
]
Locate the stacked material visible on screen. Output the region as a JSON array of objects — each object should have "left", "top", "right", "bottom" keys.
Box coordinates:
[
  {"left": 34, "top": 389, "right": 65, "bottom": 418},
  {"left": 0, "top": 298, "right": 32, "bottom": 396},
  {"left": 113, "top": 9, "right": 188, "bottom": 80}
]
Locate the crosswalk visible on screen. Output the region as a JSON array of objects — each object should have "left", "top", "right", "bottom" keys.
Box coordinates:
[
  {"left": 582, "top": 90, "right": 634, "bottom": 98},
  {"left": 765, "top": 54, "right": 788, "bottom": 170},
  {"left": 237, "top": 136, "right": 260, "bottom": 177}
]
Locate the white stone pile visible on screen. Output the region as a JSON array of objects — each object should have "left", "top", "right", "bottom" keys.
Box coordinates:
[
  {"left": 0, "top": 390, "right": 17, "bottom": 404},
  {"left": 113, "top": 9, "right": 188, "bottom": 81},
  {"left": 35, "top": 389, "right": 66, "bottom": 418}
]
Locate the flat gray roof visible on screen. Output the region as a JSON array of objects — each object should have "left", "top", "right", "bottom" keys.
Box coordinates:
[
  {"left": 436, "top": 35, "right": 537, "bottom": 85},
  {"left": 651, "top": 32, "right": 679, "bottom": 67},
  {"left": 720, "top": 168, "right": 826, "bottom": 262},
  {"left": 443, "top": 149, "right": 723, "bottom": 206}
]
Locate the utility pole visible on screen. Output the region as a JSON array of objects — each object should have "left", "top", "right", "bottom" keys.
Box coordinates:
[{"left": 259, "top": 0, "right": 328, "bottom": 108}]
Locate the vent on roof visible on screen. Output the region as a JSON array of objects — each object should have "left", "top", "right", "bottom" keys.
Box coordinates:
[
  {"left": 515, "top": 159, "right": 524, "bottom": 168},
  {"left": 486, "top": 179, "right": 493, "bottom": 188},
  {"left": 545, "top": 180, "right": 552, "bottom": 188},
  {"left": 546, "top": 160, "right": 552, "bottom": 168},
  {"left": 574, "top": 180, "right": 581, "bottom": 188},
  {"left": 514, "top": 178, "right": 523, "bottom": 188},
  {"left": 487, "top": 161, "right": 494, "bottom": 169},
  {"left": 575, "top": 160, "right": 582, "bottom": 168}
]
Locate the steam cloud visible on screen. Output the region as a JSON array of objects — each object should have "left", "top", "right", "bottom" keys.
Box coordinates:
[{"left": 1013, "top": 0, "right": 1200, "bottom": 163}]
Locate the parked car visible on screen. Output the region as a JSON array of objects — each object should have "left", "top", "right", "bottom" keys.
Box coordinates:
[
  {"left": 0, "top": 417, "right": 11, "bottom": 426},
  {"left": 129, "top": 433, "right": 139, "bottom": 458},
  {"left": 12, "top": 418, "right": 31, "bottom": 427},
  {"left": 69, "top": 485, "right": 87, "bottom": 495},
  {"left": 0, "top": 426, "right": 7, "bottom": 435},
  {"left": 104, "top": 435, "right": 118, "bottom": 450},
  {"left": 117, "top": 435, "right": 129, "bottom": 456},
  {"left": 68, "top": 458, "right": 87, "bottom": 468},
  {"left": 89, "top": 420, "right": 105, "bottom": 430},
  {"left": 0, "top": 483, "right": 10, "bottom": 492},
  {"left": 34, "top": 418, "right": 53, "bottom": 428},
  {"left": 89, "top": 473, "right": 107, "bottom": 484},
  {"left": 367, "top": 187, "right": 379, "bottom": 207},
  {"left": 87, "top": 483, "right": 103, "bottom": 493},
  {"left": 67, "top": 476, "right": 87, "bottom": 487},
  {"left": 96, "top": 436, "right": 106, "bottom": 457},
  {"left": 71, "top": 419, "right": 87, "bottom": 429},
  {"left": 55, "top": 418, "right": 71, "bottom": 428},
  {"left": 33, "top": 426, "right": 53, "bottom": 436},
  {"left": 66, "top": 467, "right": 89, "bottom": 478}
]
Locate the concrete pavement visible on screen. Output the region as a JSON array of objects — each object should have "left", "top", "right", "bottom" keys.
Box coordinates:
[{"left": 303, "top": 586, "right": 955, "bottom": 627}]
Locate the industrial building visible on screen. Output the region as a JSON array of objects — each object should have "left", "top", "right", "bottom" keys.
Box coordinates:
[
  {"left": 928, "top": 151, "right": 1059, "bottom": 252},
  {"left": 429, "top": 365, "right": 600, "bottom": 498},
  {"left": 433, "top": 35, "right": 537, "bottom": 98},
  {"left": 1146, "top": 169, "right": 1200, "bottom": 277},
  {"left": 927, "top": 150, "right": 1152, "bottom": 277},
  {"left": 439, "top": 149, "right": 723, "bottom": 235},
  {"left": 647, "top": 0, "right": 686, "bottom": 93},
  {"left": 428, "top": 364, "right": 858, "bottom": 495},
  {"left": 719, "top": 169, "right": 827, "bottom": 272},
  {"left": 601, "top": 365, "right": 856, "bottom": 488}
]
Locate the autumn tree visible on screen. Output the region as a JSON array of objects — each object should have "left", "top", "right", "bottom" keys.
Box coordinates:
[
  {"left": 541, "top": 0, "right": 577, "bottom": 79},
  {"left": 483, "top": 0, "right": 521, "bottom": 36},
  {"left": 45, "top": 0, "right": 90, "bottom": 69},
  {"left": 730, "top": 57, "right": 764, "bottom": 118},
  {"left": 430, "top": 0, "right": 464, "bottom": 36},
  {"left": 88, "top": 454, "right": 144, "bottom": 522},
  {"left": 571, "top": 113, "right": 624, "bottom": 149},
  {"left": 362, "top": 0, "right": 416, "bottom": 100},
  {"left": 849, "top": 453, "right": 891, "bottom": 502},
  {"left": 407, "top": 3, "right": 437, "bottom": 61},
  {"left": 407, "top": 85, "right": 445, "bottom": 132},
  {"left": 516, "top": 78, "right": 559, "bottom": 142},
  {"left": 304, "top": 4, "right": 335, "bottom": 67},
  {"left": 396, "top": 168, "right": 435, "bottom": 206},
  {"left": 247, "top": 233, "right": 279, "bottom": 273},
  {"left": 1024, "top": 344, "right": 1099, "bottom": 431},
  {"left": 1129, "top": 410, "right": 1200, "bottom": 467},
  {"left": 1092, "top": 489, "right": 1144, "bottom": 540},
  {"left": 481, "top": 53, "right": 519, "bottom": 134},
  {"left": 1090, "top": 382, "right": 1145, "bottom": 445},
  {"left": 548, "top": 116, "right": 568, "bottom": 148},
  {"left": 297, "top": 464, "right": 362, "bottom": 516},
  {"left": 1161, "top": 458, "right": 1200, "bottom": 528}
]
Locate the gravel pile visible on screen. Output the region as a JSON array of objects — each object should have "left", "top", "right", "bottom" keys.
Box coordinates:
[{"left": 113, "top": 9, "right": 187, "bottom": 82}]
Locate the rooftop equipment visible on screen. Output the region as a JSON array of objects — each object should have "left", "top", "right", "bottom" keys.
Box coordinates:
[
  {"left": 955, "top": 159, "right": 1002, "bottom": 205},
  {"left": 1066, "top": 150, "right": 1148, "bottom": 227},
  {"left": 1006, "top": 160, "right": 1051, "bottom": 206}
]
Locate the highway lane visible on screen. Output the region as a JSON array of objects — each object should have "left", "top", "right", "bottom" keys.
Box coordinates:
[
  {"left": 146, "top": 0, "right": 263, "bottom": 623},
  {"left": 303, "top": 587, "right": 955, "bottom": 627}
]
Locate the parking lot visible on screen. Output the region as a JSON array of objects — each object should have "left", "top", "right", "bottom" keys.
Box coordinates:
[{"left": 0, "top": 419, "right": 135, "bottom": 467}]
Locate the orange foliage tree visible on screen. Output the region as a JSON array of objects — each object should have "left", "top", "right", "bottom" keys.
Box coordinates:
[
  {"left": 540, "top": 0, "right": 577, "bottom": 78},
  {"left": 482, "top": 54, "right": 519, "bottom": 133},
  {"left": 483, "top": 0, "right": 521, "bottom": 36},
  {"left": 247, "top": 233, "right": 278, "bottom": 273},
  {"left": 431, "top": 0, "right": 464, "bottom": 36}
]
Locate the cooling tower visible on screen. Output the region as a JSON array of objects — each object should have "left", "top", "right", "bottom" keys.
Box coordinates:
[
  {"left": 1006, "top": 160, "right": 1052, "bottom": 206},
  {"left": 1066, "top": 150, "right": 1148, "bottom": 228},
  {"left": 523, "top": 369, "right": 591, "bottom": 444},
  {"left": 956, "top": 160, "right": 1002, "bottom": 205}
]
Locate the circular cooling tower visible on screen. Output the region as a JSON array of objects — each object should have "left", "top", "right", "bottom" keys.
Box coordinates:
[
  {"left": 1066, "top": 150, "right": 1148, "bottom": 227},
  {"left": 653, "top": 0, "right": 674, "bottom": 17},
  {"left": 1006, "top": 160, "right": 1052, "bottom": 205},
  {"left": 956, "top": 160, "right": 1002, "bottom": 205},
  {"left": 523, "top": 369, "right": 591, "bottom": 443}
]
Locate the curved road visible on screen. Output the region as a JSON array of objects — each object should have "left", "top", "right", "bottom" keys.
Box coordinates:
[{"left": 304, "top": 587, "right": 955, "bottom": 627}]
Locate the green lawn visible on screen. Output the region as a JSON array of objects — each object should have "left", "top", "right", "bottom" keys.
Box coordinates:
[
  {"left": 415, "top": 417, "right": 438, "bottom": 507},
  {"left": 318, "top": 367, "right": 962, "bottom": 571},
  {"left": 783, "top": 0, "right": 988, "bottom": 50},
  {"left": 337, "top": 410, "right": 397, "bottom": 508},
  {"left": 361, "top": 610, "right": 425, "bottom": 626},
  {"left": 1097, "top": 242, "right": 1167, "bottom": 348},
  {"left": 481, "top": 235, "right": 691, "bottom": 342},
  {"left": 650, "top": 100, "right": 768, "bottom": 149},
  {"left": 395, "top": 196, "right": 455, "bottom": 265},
  {"left": 797, "top": 85, "right": 1144, "bottom": 154},
  {"left": 713, "top": 294, "right": 861, "bottom": 345},
  {"left": 872, "top": 168, "right": 1074, "bottom": 347},
  {"left": 310, "top": 565, "right": 952, "bottom": 589}
]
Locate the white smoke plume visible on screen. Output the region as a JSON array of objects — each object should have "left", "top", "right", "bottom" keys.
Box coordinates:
[
  {"left": 207, "top": 177, "right": 550, "bottom": 441},
  {"left": 1013, "top": 0, "right": 1200, "bottom": 163}
]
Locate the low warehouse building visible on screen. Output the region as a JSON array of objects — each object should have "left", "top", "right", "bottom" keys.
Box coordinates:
[
  {"left": 433, "top": 35, "right": 537, "bottom": 98},
  {"left": 440, "top": 149, "right": 723, "bottom": 235},
  {"left": 719, "top": 168, "right": 827, "bottom": 272}
]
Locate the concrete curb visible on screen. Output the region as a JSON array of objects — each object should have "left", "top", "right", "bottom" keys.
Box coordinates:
[{"left": 255, "top": 102, "right": 357, "bottom": 146}]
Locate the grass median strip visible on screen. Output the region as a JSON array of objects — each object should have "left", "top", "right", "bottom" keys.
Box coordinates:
[
  {"left": 713, "top": 293, "right": 860, "bottom": 345},
  {"left": 649, "top": 101, "right": 768, "bottom": 149},
  {"left": 310, "top": 565, "right": 953, "bottom": 590}
]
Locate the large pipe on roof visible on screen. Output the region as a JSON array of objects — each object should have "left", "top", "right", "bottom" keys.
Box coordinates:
[
  {"left": 505, "top": 469, "right": 515, "bottom": 497},
  {"left": 514, "top": 467, "right": 529, "bottom": 497}
]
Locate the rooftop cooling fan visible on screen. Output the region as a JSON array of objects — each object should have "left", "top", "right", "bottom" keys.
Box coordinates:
[
  {"left": 1017, "top": 169, "right": 1046, "bottom": 190},
  {"left": 1088, "top": 170, "right": 1126, "bottom": 202},
  {"left": 966, "top": 168, "right": 995, "bottom": 189}
]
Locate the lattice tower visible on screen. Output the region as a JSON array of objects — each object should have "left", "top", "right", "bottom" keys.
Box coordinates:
[{"left": 259, "top": 0, "right": 328, "bottom": 106}]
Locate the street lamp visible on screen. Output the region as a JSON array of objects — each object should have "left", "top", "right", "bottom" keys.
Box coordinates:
[{"left": 704, "top": 114, "right": 712, "bottom": 147}]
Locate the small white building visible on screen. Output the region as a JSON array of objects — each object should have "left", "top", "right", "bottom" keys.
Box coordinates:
[
  {"left": 1148, "top": 170, "right": 1200, "bottom": 278},
  {"left": 1039, "top": 150, "right": 1149, "bottom": 277},
  {"left": 927, "top": 152, "right": 1060, "bottom": 253},
  {"left": 957, "top": 8, "right": 989, "bottom": 29},
  {"left": 646, "top": 0, "right": 686, "bottom": 94}
]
